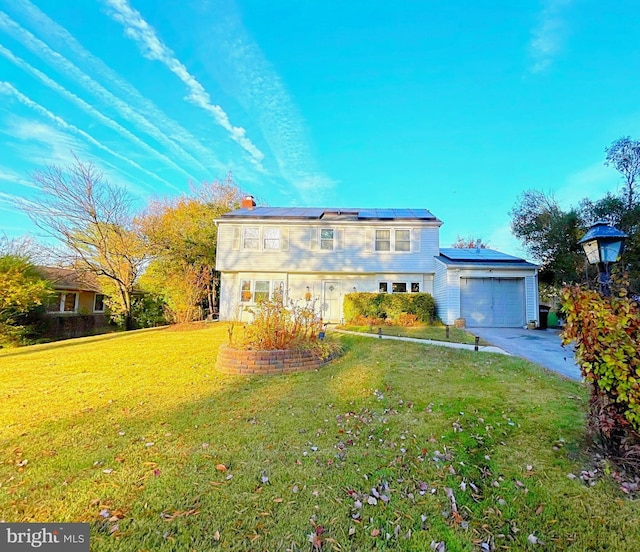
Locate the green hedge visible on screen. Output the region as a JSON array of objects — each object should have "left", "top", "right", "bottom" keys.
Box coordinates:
[{"left": 343, "top": 292, "right": 436, "bottom": 324}]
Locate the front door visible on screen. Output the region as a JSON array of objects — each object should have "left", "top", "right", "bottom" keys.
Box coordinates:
[{"left": 322, "top": 281, "right": 341, "bottom": 323}]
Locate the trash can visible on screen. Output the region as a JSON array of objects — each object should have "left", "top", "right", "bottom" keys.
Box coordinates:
[{"left": 538, "top": 305, "right": 550, "bottom": 330}]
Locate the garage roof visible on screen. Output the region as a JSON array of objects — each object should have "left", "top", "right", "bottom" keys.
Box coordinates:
[{"left": 438, "top": 248, "right": 538, "bottom": 269}]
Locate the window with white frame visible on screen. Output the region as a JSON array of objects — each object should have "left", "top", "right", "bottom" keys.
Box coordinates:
[
  {"left": 378, "top": 281, "right": 420, "bottom": 294},
  {"left": 243, "top": 227, "right": 260, "bottom": 249},
  {"left": 47, "top": 292, "right": 78, "bottom": 312},
  {"left": 395, "top": 230, "right": 411, "bottom": 251},
  {"left": 320, "top": 228, "right": 334, "bottom": 250},
  {"left": 94, "top": 294, "right": 105, "bottom": 312},
  {"left": 375, "top": 229, "right": 391, "bottom": 251},
  {"left": 235, "top": 226, "right": 288, "bottom": 251},
  {"left": 240, "top": 280, "right": 284, "bottom": 303},
  {"left": 374, "top": 228, "right": 412, "bottom": 252},
  {"left": 263, "top": 228, "right": 280, "bottom": 250}
]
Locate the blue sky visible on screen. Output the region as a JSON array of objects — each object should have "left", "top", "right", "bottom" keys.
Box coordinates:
[{"left": 1, "top": 0, "right": 638, "bottom": 258}]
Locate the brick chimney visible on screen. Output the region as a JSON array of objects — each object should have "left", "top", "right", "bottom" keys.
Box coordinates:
[{"left": 241, "top": 195, "right": 256, "bottom": 209}]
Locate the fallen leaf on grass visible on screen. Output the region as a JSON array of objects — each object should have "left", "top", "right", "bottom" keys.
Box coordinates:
[{"left": 215, "top": 464, "right": 227, "bottom": 472}]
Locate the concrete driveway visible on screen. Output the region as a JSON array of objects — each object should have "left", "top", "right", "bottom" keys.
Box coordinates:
[{"left": 469, "top": 327, "right": 582, "bottom": 381}]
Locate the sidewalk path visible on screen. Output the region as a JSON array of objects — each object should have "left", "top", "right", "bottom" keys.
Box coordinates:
[{"left": 332, "top": 329, "right": 510, "bottom": 355}]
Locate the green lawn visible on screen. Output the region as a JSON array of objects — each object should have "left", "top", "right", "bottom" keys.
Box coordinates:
[
  {"left": 1, "top": 324, "right": 639, "bottom": 551},
  {"left": 337, "top": 324, "right": 484, "bottom": 345}
]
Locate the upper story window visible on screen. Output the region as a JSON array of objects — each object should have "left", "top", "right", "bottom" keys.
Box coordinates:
[
  {"left": 375, "top": 230, "right": 391, "bottom": 251},
  {"left": 233, "top": 226, "right": 288, "bottom": 252},
  {"left": 395, "top": 230, "right": 411, "bottom": 251},
  {"left": 374, "top": 228, "right": 413, "bottom": 252},
  {"left": 321, "top": 229, "right": 334, "bottom": 250},
  {"left": 243, "top": 227, "right": 259, "bottom": 249},
  {"left": 263, "top": 228, "right": 280, "bottom": 250}
]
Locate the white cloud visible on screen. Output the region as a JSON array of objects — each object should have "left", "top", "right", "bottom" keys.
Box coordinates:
[
  {"left": 190, "top": 1, "right": 336, "bottom": 202},
  {"left": 0, "top": 166, "right": 38, "bottom": 189},
  {"left": 0, "top": 7, "right": 218, "bottom": 179},
  {"left": 0, "top": 44, "right": 198, "bottom": 185},
  {"left": 0, "top": 82, "right": 169, "bottom": 194},
  {"left": 529, "top": 0, "right": 572, "bottom": 74},
  {"left": 102, "top": 0, "right": 265, "bottom": 166}
]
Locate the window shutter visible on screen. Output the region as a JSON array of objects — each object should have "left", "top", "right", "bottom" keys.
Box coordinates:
[
  {"left": 281, "top": 228, "right": 289, "bottom": 251},
  {"left": 232, "top": 225, "right": 240, "bottom": 250},
  {"left": 309, "top": 227, "right": 318, "bottom": 250},
  {"left": 411, "top": 228, "right": 421, "bottom": 252},
  {"left": 364, "top": 228, "right": 372, "bottom": 252},
  {"left": 335, "top": 228, "right": 343, "bottom": 251}
]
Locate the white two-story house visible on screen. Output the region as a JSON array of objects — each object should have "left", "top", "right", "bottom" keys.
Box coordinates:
[{"left": 215, "top": 197, "right": 539, "bottom": 327}]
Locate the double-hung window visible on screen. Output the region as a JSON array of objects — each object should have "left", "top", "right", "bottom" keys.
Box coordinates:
[
  {"left": 395, "top": 230, "right": 411, "bottom": 251},
  {"left": 320, "top": 229, "right": 334, "bottom": 250},
  {"left": 243, "top": 227, "right": 259, "bottom": 249},
  {"left": 375, "top": 230, "right": 391, "bottom": 251},
  {"left": 254, "top": 281, "right": 270, "bottom": 302},
  {"left": 263, "top": 228, "right": 280, "bottom": 250}
]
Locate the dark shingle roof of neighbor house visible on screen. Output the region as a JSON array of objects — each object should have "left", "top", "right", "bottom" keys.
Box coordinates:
[
  {"left": 36, "top": 267, "right": 102, "bottom": 292},
  {"left": 219, "top": 206, "right": 441, "bottom": 222},
  {"left": 437, "top": 248, "right": 538, "bottom": 269}
]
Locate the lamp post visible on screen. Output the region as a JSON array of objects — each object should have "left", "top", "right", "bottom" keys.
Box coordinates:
[{"left": 578, "top": 221, "right": 627, "bottom": 296}]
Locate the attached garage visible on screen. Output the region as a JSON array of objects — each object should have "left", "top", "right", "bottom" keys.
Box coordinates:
[
  {"left": 434, "top": 249, "right": 539, "bottom": 328},
  {"left": 460, "top": 277, "right": 525, "bottom": 327}
]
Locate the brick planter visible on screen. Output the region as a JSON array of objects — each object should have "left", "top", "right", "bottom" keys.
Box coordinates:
[{"left": 216, "top": 344, "right": 329, "bottom": 375}]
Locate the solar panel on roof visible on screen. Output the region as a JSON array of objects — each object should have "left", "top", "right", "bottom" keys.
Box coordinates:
[{"left": 439, "top": 248, "right": 523, "bottom": 262}]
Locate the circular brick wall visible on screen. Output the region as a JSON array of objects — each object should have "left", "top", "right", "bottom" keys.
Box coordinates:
[{"left": 216, "top": 344, "right": 329, "bottom": 375}]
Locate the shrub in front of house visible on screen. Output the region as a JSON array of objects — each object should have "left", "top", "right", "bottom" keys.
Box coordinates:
[
  {"left": 344, "top": 292, "right": 436, "bottom": 325},
  {"left": 562, "top": 282, "right": 640, "bottom": 471},
  {"left": 228, "top": 291, "right": 341, "bottom": 361}
]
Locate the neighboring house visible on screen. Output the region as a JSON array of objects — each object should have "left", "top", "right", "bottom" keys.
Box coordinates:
[
  {"left": 215, "top": 197, "right": 539, "bottom": 327},
  {"left": 37, "top": 267, "right": 111, "bottom": 338}
]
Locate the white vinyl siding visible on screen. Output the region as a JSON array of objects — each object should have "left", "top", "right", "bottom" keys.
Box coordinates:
[
  {"left": 216, "top": 224, "right": 439, "bottom": 274},
  {"left": 525, "top": 275, "right": 539, "bottom": 324}
]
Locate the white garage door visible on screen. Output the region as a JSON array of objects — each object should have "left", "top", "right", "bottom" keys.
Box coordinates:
[{"left": 460, "top": 278, "right": 525, "bottom": 327}]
